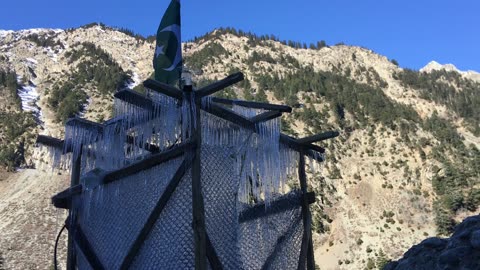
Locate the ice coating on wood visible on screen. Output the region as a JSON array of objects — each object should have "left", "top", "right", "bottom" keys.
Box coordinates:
[
  {"left": 232, "top": 104, "right": 266, "bottom": 118},
  {"left": 34, "top": 144, "right": 71, "bottom": 171},
  {"left": 48, "top": 82, "right": 325, "bottom": 205}
]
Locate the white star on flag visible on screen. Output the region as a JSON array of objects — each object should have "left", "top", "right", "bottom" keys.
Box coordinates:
[{"left": 155, "top": 45, "right": 165, "bottom": 58}]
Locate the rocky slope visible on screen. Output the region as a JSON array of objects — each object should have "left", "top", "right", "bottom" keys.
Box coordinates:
[{"left": 0, "top": 24, "right": 479, "bottom": 269}]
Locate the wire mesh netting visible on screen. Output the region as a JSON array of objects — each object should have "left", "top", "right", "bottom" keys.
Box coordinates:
[
  {"left": 201, "top": 145, "right": 241, "bottom": 268},
  {"left": 238, "top": 191, "right": 305, "bottom": 269},
  {"left": 73, "top": 144, "right": 307, "bottom": 269},
  {"left": 76, "top": 156, "right": 184, "bottom": 269},
  {"left": 45, "top": 81, "right": 324, "bottom": 269},
  {"left": 130, "top": 170, "right": 195, "bottom": 269}
]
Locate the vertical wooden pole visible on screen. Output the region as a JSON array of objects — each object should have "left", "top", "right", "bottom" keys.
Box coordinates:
[
  {"left": 184, "top": 85, "right": 207, "bottom": 270},
  {"left": 67, "top": 147, "right": 82, "bottom": 270},
  {"left": 297, "top": 152, "right": 315, "bottom": 270}
]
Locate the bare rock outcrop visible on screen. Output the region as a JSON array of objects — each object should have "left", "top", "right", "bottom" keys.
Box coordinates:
[{"left": 385, "top": 215, "right": 480, "bottom": 270}]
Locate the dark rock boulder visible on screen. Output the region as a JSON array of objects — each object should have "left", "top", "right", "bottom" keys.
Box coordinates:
[{"left": 385, "top": 215, "right": 480, "bottom": 270}]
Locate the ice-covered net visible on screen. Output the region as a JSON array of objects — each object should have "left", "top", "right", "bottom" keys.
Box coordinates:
[
  {"left": 75, "top": 156, "right": 185, "bottom": 269},
  {"left": 49, "top": 87, "right": 321, "bottom": 269}
]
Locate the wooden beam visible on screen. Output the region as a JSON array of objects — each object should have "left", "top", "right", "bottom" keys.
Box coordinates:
[
  {"left": 52, "top": 184, "right": 83, "bottom": 209},
  {"left": 74, "top": 225, "right": 106, "bottom": 270},
  {"left": 143, "top": 79, "right": 183, "bottom": 100},
  {"left": 120, "top": 159, "right": 188, "bottom": 270},
  {"left": 65, "top": 117, "right": 104, "bottom": 134},
  {"left": 250, "top": 111, "right": 282, "bottom": 124},
  {"left": 114, "top": 89, "right": 155, "bottom": 110},
  {"left": 103, "top": 141, "right": 194, "bottom": 184},
  {"left": 297, "top": 153, "right": 314, "bottom": 270},
  {"left": 186, "top": 85, "right": 208, "bottom": 270},
  {"left": 36, "top": 135, "right": 64, "bottom": 150},
  {"left": 307, "top": 236, "right": 315, "bottom": 270},
  {"left": 206, "top": 233, "right": 223, "bottom": 270},
  {"left": 67, "top": 146, "right": 82, "bottom": 270},
  {"left": 279, "top": 134, "right": 325, "bottom": 160},
  {"left": 196, "top": 72, "right": 244, "bottom": 98},
  {"left": 238, "top": 192, "right": 315, "bottom": 223},
  {"left": 201, "top": 102, "right": 255, "bottom": 129},
  {"left": 125, "top": 135, "right": 161, "bottom": 153},
  {"left": 201, "top": 102, "right": 324, "bottom": 160},
  {"left": 37, "top": 130, "right": 161, "bottom": 156},
  {"left": 210, "top": 97, "right": 292, "bottom": 113},
  {"left": 116, "top": 89, "right": 324, "bottom": 160},
  {"left": 297, "top": 131, "right": 340, "bottom": 145}
]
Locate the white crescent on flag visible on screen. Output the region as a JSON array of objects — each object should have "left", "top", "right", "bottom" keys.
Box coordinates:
[{"left": 160, "top": 24, "right": 182, "bottom": 72}]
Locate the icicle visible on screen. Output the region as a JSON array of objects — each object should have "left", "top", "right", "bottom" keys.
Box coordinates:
[
  {"left": 306, "top": 153, "right": 325, "bottom": 177},
  {"left": 111, "top": 90, "right": 182, "bottom": 164},
  {"left": 232, "top": 104, "right": 266, "bottom": 118}
]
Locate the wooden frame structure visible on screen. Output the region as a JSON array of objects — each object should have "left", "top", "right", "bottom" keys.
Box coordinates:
[{"left": 41, "top": 71, "right": 339, "bottom": 270}]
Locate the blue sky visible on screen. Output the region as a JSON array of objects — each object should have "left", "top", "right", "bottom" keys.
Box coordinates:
[{"left": 1, "top": 0, "right": 479, "bottom": 71}]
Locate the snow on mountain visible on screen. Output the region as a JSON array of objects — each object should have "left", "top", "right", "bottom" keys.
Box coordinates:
[{"left": 421, "top": 60, "right": 480, "bottom": 82}]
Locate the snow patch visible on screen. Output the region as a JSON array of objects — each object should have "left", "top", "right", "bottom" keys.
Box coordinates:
[
  {"left": 77, "top": 97, "right": 92, "bottom": 118},
  {"left": 0, "top": 30, "right": 14, "bottom": 39},
  {"left": 17, "top": 83, "right": 43, "bottom": 123},
  {"left": 25, "top": 57, "right": 38, "bottom": 65},
  {"left": 421, "top": 60, "right": 479, "bottom": 75},
  {"left": 126, "top": 72, "right": 141, "bottom": 89},
  {"left": 94, "top": 26, "right": 105, "bottom": 33},
  {"left": 1, "top": 28, "right": 63, "bottom": 42},
  {"left": 17, "top": 28, "right": 63, "bottom": 35},
  {"left": 45, "top": 47, "right": 60, "bottom": 62},
  {"left": 421, "top": 61, "right": 480, "bottom": 83}
]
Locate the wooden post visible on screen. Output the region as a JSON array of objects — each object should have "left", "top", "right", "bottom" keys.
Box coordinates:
[
  {"left": 66, "top": 147, "right": 82, "bottom": 270},
  {"left": 297, "top": 152, "right": 315, "bottom": 270},
  {"left": 185, "top": 85, "right": 207, "bottom": 270}
]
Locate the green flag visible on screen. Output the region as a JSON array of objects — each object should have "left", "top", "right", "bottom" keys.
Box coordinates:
[{"left": 153, "top": 0, "right": 182, "bottom": 85}]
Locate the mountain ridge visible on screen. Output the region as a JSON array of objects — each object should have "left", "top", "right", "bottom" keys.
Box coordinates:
[{"left": 421, "top": 60, "right": 480, "bottom": 83}]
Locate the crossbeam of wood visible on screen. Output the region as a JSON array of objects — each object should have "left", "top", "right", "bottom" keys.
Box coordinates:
[
  {"left": 125, "top": 135, "right": 161, "bottom": 153},
  {"left": 143, "top": 79, "right": 183, "bottom": 100},
  {"left": 238, "top": 192, "right": 315, "bottom": 223},
  {"left": 195, "top": 72, "right": 244, "bottom": 99},
  {"left": 250, "top": 111, "right": 282, "bottom": 124},
  {"left": 120, "top": 159, "right": 188, "bottom": 270},
  {"left": 103, "top": 141, "right": 193, "bottom": 184},
  {"left": 202, "top": 102, "right": 255, "bottom": 129},
  {"left": 142, "top": 75, "right": 294, "bottom": 116},
  {"left": 36, "top": 135, "right": 64, "bottom": 149},
  {"left": 297, "top": 131, "right": 340, "bottom": 145},
  {"left": 52, "top": 184, "right": 83, "bottom": 209},
  {"left": 210, "top": 97, "right": 292, "bottom": 113},
  {"left": 114, "top": 89, "right": 326, "bottom": 157},
  {"left": 206, "top": 233, "right": 223, "bottom": 270},
  {"left": 66, "top": 117, "right": 105, "bottom": 134},
  {"left": 74, "top": 225, "right": 106, "bottom": 270},
  {"left": 114, "top": 89, "right": 156, "bottom": 110},
  {"left": 280, "top": 134, "right": 325, "bottom": 155},
  {"left": 200, "top": 102, "right": 325, "bottom": 160},
  {"left": 37, "top": 133, "right": 161, "bottom": 155}
]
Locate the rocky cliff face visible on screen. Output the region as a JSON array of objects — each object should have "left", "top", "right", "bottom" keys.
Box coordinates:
[
  {"left": 386, "top": 215, "right": 480, "bottom": 270},
  {"left": 0, "top": 25, "right": 479, "bottom": 269}
]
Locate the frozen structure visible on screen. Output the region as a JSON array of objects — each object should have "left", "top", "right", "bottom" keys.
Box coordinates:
[{"left": 40, "top": 72, "right": 338, "bottom": 270}]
